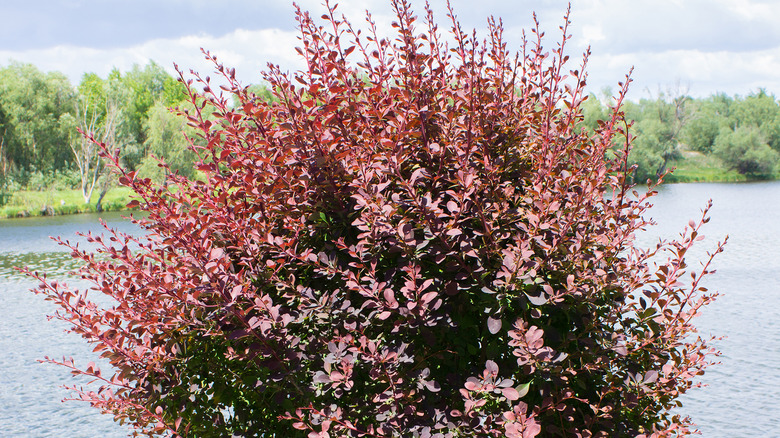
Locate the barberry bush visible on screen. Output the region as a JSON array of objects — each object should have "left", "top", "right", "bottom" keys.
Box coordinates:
[{"left": 27, "top": 1, "right": 724, "bottom": 437}]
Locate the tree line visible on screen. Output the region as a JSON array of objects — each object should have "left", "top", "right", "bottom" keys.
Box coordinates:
[
  {"left": 583, "top": 85, "right": 780, "bottom": 181},
  {"left": 1, "top": 60, "right": 779, "bottom": 209},
  {"left": 0, "top": 61, "right": 197, "bottom": 209}
]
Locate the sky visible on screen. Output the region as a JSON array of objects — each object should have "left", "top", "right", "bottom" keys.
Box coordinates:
[{"left": 2, "top": 0, "right": 780, "bottom": 100}]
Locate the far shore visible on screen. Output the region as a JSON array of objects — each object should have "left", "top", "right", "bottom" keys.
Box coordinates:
[
  {"left": 0, "top": 187, "right": 135, "bottom": 220},
  {"left": 2, "top": 169, "right": 778, "bottom": 221}
]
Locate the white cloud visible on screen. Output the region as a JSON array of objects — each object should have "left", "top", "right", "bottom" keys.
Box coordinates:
[
  {"left": 581, "top": 24, "right": 607, "bottom": 46},
  {"left": 0, "top": 28, "right": 305, "bottom": 87},
  {"left": 571, "top": 0, "right": 780, "bottom": 53},
  {"left": 586, "top": 46, "right": 780, "bottom": 99},
  {"left": 3, "top": 0, "right": 780, "bottom": 100},
  {"left": 719, "top": 0, "right": 780, "bottom": 20}
]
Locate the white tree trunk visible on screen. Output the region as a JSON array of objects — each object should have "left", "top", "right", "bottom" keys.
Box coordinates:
[{"left": 71, "top": 97, "right": 117, "bottom": 205}]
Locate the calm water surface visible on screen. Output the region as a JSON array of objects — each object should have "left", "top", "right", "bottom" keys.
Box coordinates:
[
  {"left": 1, "top": 183, "right": 779, "bottom": 437},
  {"left": 0, "top": 212, "right": 141, "bottom": 437},
  {"left": 636, "top": 181, "right": 780, "bottom": 436}
]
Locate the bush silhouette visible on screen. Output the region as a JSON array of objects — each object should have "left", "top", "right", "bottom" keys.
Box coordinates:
[{"left": 28, "top": 1, "right": 723, "bottom": 436}]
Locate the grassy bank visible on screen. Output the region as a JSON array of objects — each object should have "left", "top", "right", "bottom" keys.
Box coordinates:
[
  {"left": 0, "top": 187, "right": 135, "bottom": 219},
  {"left": 0, "top": 151, "right": 774, "bottom": 220},
  {"left": 663, "top": 151, "right": 766, "bottom": 183}
]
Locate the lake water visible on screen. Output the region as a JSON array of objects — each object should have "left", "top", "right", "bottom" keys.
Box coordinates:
[
  {"left": 1, "top": 183, "right": 778, "bottom": 437},
  {"left": 635, "top": 181, "right": 780, "bottom": 436},
  {"left": 0, "top": 212, "right": 141, "bottom": 437}
]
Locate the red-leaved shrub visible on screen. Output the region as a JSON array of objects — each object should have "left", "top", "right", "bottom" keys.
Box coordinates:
[{"left": 26, "top": 1, "right": 724, "bottom": 436}]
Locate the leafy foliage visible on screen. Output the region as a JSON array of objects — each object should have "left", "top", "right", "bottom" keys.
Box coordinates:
[
  {"left": 621, "top": 86, "right": 692, "bottom": 181},
  {"left": 713, "top": 125, "right": 779, "bottom": 177},
  {"left": 27, "top": 1, "right": 723, "bottom": 437},
  {"left": 0, "top": 62, "right": 76, "bottom": 172},
  {"left": 593, "top": 88, "right": 780, "bottom": 181},
  {"left": 137, "top": 102, "right": 197, "bottom": 181},
  {"left": 680, "top": 95, "right": 729, "bottom": 154},
  {"left": 0, "top": 61, "right": 196, "bottom": 195}
]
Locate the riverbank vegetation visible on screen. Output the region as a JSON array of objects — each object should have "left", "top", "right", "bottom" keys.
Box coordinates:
[
  {"left": 1, "top": 58, "right": 780, "bottom": 220},
  {"left": 583, "top": 85, "right": 780, "bottom": 182},
  {"left": 0, "top": 186, "right": 133, "bottom": 218},
  {"left": 0, "top": 61, "right": 196, "bottom": 217}
]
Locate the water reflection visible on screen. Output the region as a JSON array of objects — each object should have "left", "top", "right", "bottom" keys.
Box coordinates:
[
  {"left": 0, "top": 211, "right": 143, "bottom": 438},
  {"left": 0, "top": 252, "right": 82, "bottom": 282}
]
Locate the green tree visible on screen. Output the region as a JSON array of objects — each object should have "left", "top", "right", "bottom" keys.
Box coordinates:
[
  {"left": 66, "top": 64, "right": 187, "bottom": 206},
  {"left": 0, "top": 101, "right": 16, "bottom": 203},
  {"left": 123, "top": 63, "right": 171, "bottom": 139},
  {"left": 763, "top": 114, "right": 780, "bottom": 152},
  {"left": 627, "top": 117, "right": 677, "bottom": 180},
  {"left": 104, "top": 62, "right": 181, "bottom": 170},
  {"left": 731, "top": 89, "right": 779, "bottom": 129},
  {"left": 64, "top": 73, "right": 122, "bottom": 204},
  {"left": 681, "top": 94, "right": 734, "bottom": 153},
  {"left": 730, "top": 90, "right": 780, "bottom": 151},
  {"left": 580, "top": 92, "right": 608, "bottom": 134},
  {"left": 627, "top": 131, "right": 665, "bottom": 182},
  {"left": 0, "top": 62, "right": 76, "bottom": 174},
  {"left": 623, "top": 85, "right": 692, "bottom": 180},
  {"left": 714, "top": 125, "right": 779, "bottom": 177},
  {"left": 161, "top": 75, "right": 188, "bottom": 107},
  {"left": 137, "top": 101, "right": 197, "bottom": 181}
]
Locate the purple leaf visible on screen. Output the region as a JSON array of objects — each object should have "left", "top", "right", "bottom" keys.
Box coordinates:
[
  {"left": 464, "top": 377, "right": 480, "bottom": 390},
  {"left": 487, "top": 316, "right": 502, "bottom": 334},
  {"left": 424, "top": 380, "right": 441, "bottom": 392},
  {"left": 526, "top": 291, "right": 548, "bottom": 306},
  {"left": 502, "top": 387, "right": 520, "bottom": 401},
  {"left": 643, "top": 370, "right": 659, "bottom": 384},
  {"left": 314, "top": 371, "right": 330, "bottom": 383}
]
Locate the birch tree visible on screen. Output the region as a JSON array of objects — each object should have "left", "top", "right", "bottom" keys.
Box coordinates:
[{"left": 69, "top": 91, "right": 118, "bottom": 204}]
